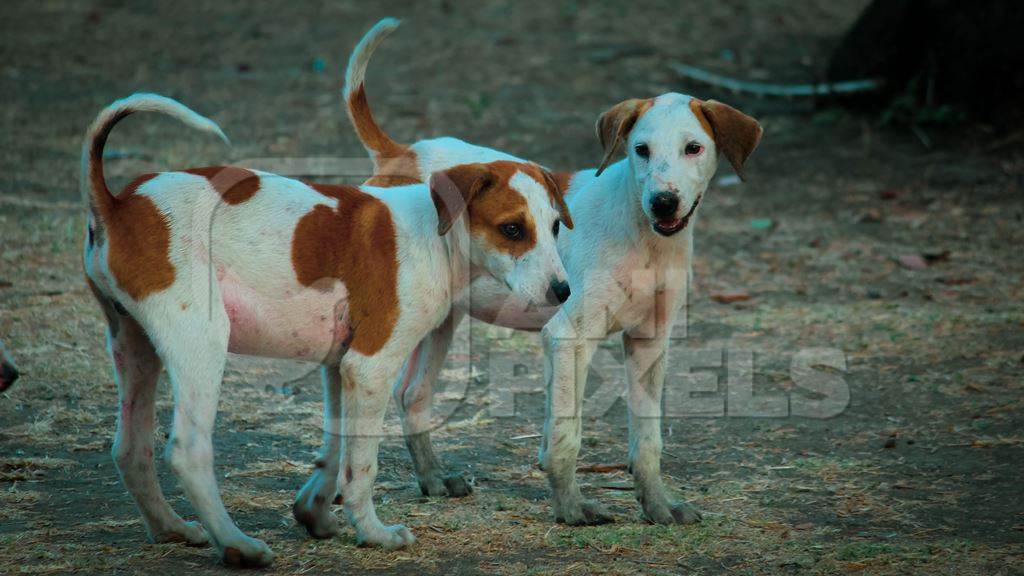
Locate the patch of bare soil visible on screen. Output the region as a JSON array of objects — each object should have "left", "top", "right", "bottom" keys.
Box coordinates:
[{"left": 2, "top": 1, "right": 1022, "bottom": 574}]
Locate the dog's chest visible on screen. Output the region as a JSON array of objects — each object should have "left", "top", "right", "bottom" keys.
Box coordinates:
[{"left": 602, "top": 246, "right": 688, "bottom": 334}]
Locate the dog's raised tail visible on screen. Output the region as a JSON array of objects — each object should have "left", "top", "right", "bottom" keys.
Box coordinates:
[
  {"left": 82, "top": 93, "right": 229, "bottom": 226},
  {"left": 344, "top": 17, "right": 404, "bottom": 164}
]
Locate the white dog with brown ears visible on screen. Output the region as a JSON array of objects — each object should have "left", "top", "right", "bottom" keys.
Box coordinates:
[
  {"left": 81, "top": 93, "right": 572, "bottom": 565},
  {"left": 339, "top": 18, "right": 763, "bottom": 526}
]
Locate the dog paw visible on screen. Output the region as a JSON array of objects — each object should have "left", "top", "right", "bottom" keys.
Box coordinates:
[
  {"left": 294, "top": 470, "right": 341, "bottom": 538},
  {"left": 220, "top": 536, "right": 275, "bottom": 568},
  {"left": 418, "top": 473, "right": 473, "bottom": 498},
  {"left": 554, "top": 499, "right": 615, "bottom": 526},
  {"left": 293, "top": 494, "right": 341, "bottom": 539},
  {"left": 149, "top": 520, "right": 210, "bottom": 547},
  {"left": 418, "top": 474, "right": 448, "bottom": 497},
  {"left": 642, "top": 499, "right": 703, "bottom": 525},
  {"left": 356, "top": 524, "right": 416, "bottom": 549}
]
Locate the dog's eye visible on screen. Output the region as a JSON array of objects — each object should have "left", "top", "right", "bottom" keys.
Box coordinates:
[
  {"left": 684, "top": 142, "right": 703, "bottom": 156},
  {"left": 552, "top": 220, "right": 560, "bottom": 237},
  {"left": 634, "top": 143, "right": 650, "bottom": 159},
  {"left": 500, "top": 223, "right": 524, "bottom": 240}
]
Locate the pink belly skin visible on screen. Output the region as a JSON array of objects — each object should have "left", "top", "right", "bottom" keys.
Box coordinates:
[{"left": 217, "top": 267, "right": 352, "bottom": 364}]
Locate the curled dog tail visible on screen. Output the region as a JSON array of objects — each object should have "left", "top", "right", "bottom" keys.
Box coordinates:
[
  {"left": 343, "top": 17, "right": 404, "bottom": 164},
  {"left": 82, "top": 93, "right": 229, "bottom": 227}
]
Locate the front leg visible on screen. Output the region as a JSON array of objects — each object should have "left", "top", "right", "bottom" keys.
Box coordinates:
[
  {"left": 340, "top": 357, "right": 415, "bottom": 549},
  {"left": 623, "top": 295, "right": 701, "bottom": 525},
  {"left": 540, "top": 309, "right": 613, "bottom": 525},
  {"left": 394, "top": 311, "right": 472, "bottom": 497}
]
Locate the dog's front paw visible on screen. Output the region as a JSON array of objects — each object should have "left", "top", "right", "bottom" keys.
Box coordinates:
[
  {"left": 220, "top": 535, "right": 275, "bottom": 568},
  {"left": 642, "top": 498, "right": 702, "bottom": 525},
  {"left": 554, "top": 499, "right": 614, "bottom": 526},
  {"left": 419, "top": 472, "right": 473, "bottom": 498},
  {"left": 149, "top": 520, "right": 209, "bottom": 547},
  {"left": 356, "top": 524, "right": 416, "bottom": 549}
]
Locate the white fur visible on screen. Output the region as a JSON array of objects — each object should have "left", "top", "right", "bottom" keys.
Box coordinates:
[
  {"left": 82, "top": 94, "right": 567, "bottom": 565},
  {"left": 391, "top": 93, "right": 720, "bottom": 524}
]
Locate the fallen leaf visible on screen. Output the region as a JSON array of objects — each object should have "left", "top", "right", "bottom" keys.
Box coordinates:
[{"left": 710, "top": 290, "right": 751, "bottom": 304}]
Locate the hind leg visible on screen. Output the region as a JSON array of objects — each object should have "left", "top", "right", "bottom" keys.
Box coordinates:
[
  {"left": 394, "top": 312, "right": 471, "bottom": 497},
  {"left": 294, "top": 364, "right": 344, "bottom": 538},
  {"left": 155, "top": 310, "right": 274, "bottom": 567},
  {"left": 107, "top": 314, "right": 208, "bottom": 546}
]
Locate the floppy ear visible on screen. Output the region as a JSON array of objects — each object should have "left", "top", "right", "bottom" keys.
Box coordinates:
[
  {"left": 540, "top": 170, "right": 574, "bottom": 230},
  {"left": 698, "top": 100, "right": 763, "bottom": 181},
  {"left": 429, "top": 163, "right": 494, "bottom": 235},
  {"left": 595, "top": 98, "right": 652, "bottom": 176}
]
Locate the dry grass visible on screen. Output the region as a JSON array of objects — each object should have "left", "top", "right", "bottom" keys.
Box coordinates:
[{"left": 2, "top": 0, "right": 1024, "bottom": 574}]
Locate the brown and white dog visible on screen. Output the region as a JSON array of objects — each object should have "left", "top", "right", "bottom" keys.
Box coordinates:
[
  {"left": 81, "top": 93, "right": 572, "bottom": 565},
  {"left": 339, "top": 19, "right": 763, "bottom": 526},
  {"left": 0, "top": 340, "right": 19, "bottom": 392}
]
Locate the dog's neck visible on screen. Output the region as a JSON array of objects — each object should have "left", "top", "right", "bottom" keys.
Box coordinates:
[
  {"left": 387, "top": 190, "right": 471, "bottom": 316},
  {"left": 441, "top": 218, "right": 476, "bottom": 306}
]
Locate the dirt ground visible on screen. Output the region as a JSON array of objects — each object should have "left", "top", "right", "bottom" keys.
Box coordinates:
[{"left": 2, "top": 1, "right": 1023, "bottom": 574}]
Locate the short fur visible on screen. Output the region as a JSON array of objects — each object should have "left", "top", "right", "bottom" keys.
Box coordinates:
[
  {"left": 336, "top": 19, "right": 763, "bottom": 528},
  {"left": 81, "top": 93, "right": 571, "bottom": 566}
]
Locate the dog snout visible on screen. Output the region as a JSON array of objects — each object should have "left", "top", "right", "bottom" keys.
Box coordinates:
[
  {"left": 0, "top": 363, "right": 18, "bottom": 392},
  {"left": 546, "top": 278, "right": 571, "bottom": 305},
  {"left": 650, "top": 192, "right": 680, "bottom": 219}
]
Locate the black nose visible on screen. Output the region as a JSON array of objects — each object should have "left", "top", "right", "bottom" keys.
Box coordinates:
[
  {"left": 547, "top": 279, "right": 571, "bottom": 305},
  {"left": 0, "top": 363, "right": 18, "bottom": 391},
  {"left": 650, "top": 192, "right": 680, "bottom": 219}
]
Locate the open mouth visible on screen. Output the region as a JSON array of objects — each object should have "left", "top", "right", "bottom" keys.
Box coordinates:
[
  {"left": 652, "top": 194, "right": 702, "bottom": 237},
  {"left": 653, "top": 217, "right": 686, "bottom": 236}
]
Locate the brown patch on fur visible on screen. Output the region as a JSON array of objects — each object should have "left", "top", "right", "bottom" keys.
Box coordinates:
[
  {"left": 430, "top": 159, "right": 575, "bottom": 253},
  {"left": 102, "top": 174, "right": 177, "bottom": 301},
  {"left": 363, "top": 148, "right": 422, "bottom": 188},
  {"left": 291, "top": 183, "right": 398, "bottom": 356},
  {"left": 551, "top": 171, "right": 574, "bottom": 196},
  {"left": 347, "top": 84, "right": 424, "bottom": 187},
  {"left": 688, "top": 99, "right": 714, "bottom": 139},
  {"left": 184, "top": 166, "right": 261, "bottom": 204},
  {"left": 348, "top": 85, "right": 405, "bottom": 159},
  {"left": 465, "top": 161, "right": 536, "bottom": 257},
  {"left": 694, "top": 100, "right": 763, "bottom": 181},
  {"left": 85, "top": 109, "right": 173, "bottom": 301},
  {"left": 595, "top": 98, "right": 654, "bottom": 175},
  {"left": 429, "top": 164, "right": 495, "bottom": 236},
  {"left": 88, "top": 109, "right": 130, "bottom": 225},
  {"left": 430, "top": 161, "right": 549, "bottom": 257}
]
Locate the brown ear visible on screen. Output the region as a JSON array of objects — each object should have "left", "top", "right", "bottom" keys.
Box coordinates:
[
  {"left": 698, "top": 100, "right": 763, "bottom": 181},
  {"left": 595, "top": 98, "right": 652, "bottom": 176},
  {"left": 540, "top": 170, "right": 574, "bottom": 230},
  {"left": 429, "top": 163, "right": 494, "bottom": 235}
]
